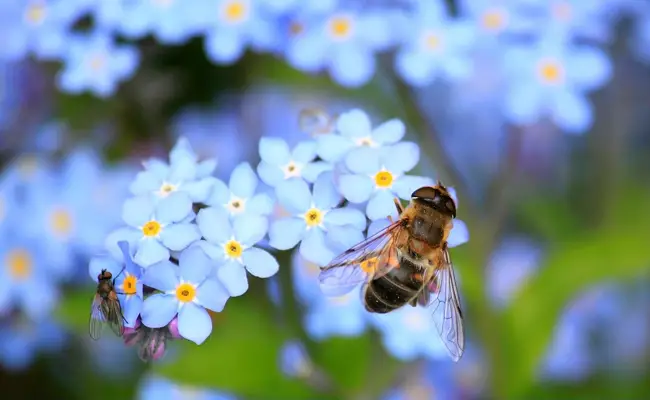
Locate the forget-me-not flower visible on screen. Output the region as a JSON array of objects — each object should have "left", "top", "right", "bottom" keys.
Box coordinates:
[
  {"left": 269, "top": 173, "right": 366, "bottom": 266},
  {"left": 257, "top": 137, "right": 331, "bottom": 187},
  {"left": 141, "top": 246, "right": 230, "bottom": 345},
  {"left": 130, "top": 137, "right": 217, "bottom": 204},
  {"left": 279, "top": 340, "right": 314, "bottom": 378},
  {"left": 304, "top": 291, "right": 369, "bottom": 340},
  {"left": 138, "top": 374, "right": 238, "bottom": 400},
  {"left": 196, "top": 207, "right": 279, "bottom": 296},
  {"left": 502, "top": 38, "right": 612, "bottom": 134},
  {"left": 291, "top": 250, "right": 322, "bottom": 305},
  {"left": 56, "top": 32, "right": 139, "bottom": 97},
  {"left": 316, "top": 109, "right": 406, "bottom": 163},
  {"left": 0, "top": 317, "right": 66, "bottom": 371},
  {"left": 89, "top": 241, "right": 144, "bottom": 328},
  {"left": 106, "top": 192, "right": 200, "bottom": 267},
  {"left": 338, "top": 144, "right": 433, "bottom": 220},
  {"left": 206, "top": 162, "right": 274, "bottom": 218}
]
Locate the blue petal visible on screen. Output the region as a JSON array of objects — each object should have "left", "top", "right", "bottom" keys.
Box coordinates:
[
  {"left": 550, "top": 90, "right": 592, "bottom": 134},
  {"left": 205, "top": 29, "right": 244, "bottom": 64},
  {"left": 339, "top": 174, "right": 374, "bottom": 203},
  {"left": 20, "top": 278, "right": 57, "bottom": 320},
  {"left": 141, "top": 294, "right": 177, "bottom": 328},
  {"left": 257, "top": 161, "right": 284, "bottom": 187},
  {"left": 300, "top": 229, "right": 335, "bottom": 266},
  {"left": 205, "top": 178, "right": 230, "bottom": 206},
  {"left": 392, "top": 175, "right": 434, "bottom": 199},
  {"left": 183, "top": 177, "right": 217, "bottom": 203},
  {"left": 503, "top": 83, "right": 544, "bottom": 125},
  {"left": 179, "top": 246, "right": 213, "bottom": 284},
  {"left": 312, "top": 172, "right": 341, "bottom": 210},
  {"left": 329, "top": 46, "right": 375, "bottom": 87},
  {"left": 178, "top": 302, "right": 212, "bottom": 345},
  {"left": 336, "top": 109, "right": 372, "bottom": 138},
  {"left": 302, "top": 161, "right": 333, "bottom": 183},
  {"left": 366, "top": 190, "right": 396, "bottom": 221},
  {"left": 259, "top": 137, "right": 291, "bottom": 166},
  {"left": 247, "top": 193, "right": 274, "bottom": 215},
  {"left": 170, "top": 137, "right": 197, "bottom": 164},
  {"left": 142, "top": 260, "right": 179, "bottom": 292},
  {"left": 134, "top": 239, "right": 170, "bottom": 267},
  {"left": 316, "top": 134, "right": 354, "bottom": 162},
  {"left": 345, "top": 147, "right": 380, "bottom": 174},
  {"left": 269, "top": 218, "right": 306, "bottom": 250},
  {"left": 168, "top": 157, "right": 197, "bottom": 183},
  {"left": 117, "top": 241, "right": 141, "bottom": 277},
  {"left": 325, "top": 225, "right": 365, "bottom": 254},
  {"left": 395, "top": 49, "right": 436, "bottom": 87},
  {"left": 382, "top": 142, "right": 420, "bottom": 174},
  {"left": 129, "top": 171, "right": 161, "bottom": 195},
  {"left": 122, "top": 296, "right": 143, "bottom": 328},
  {"left": 229, "top": 162, "right": 257, "bottom": 199},
  {"left": 372, "top": 118, "right": 405, "bottom": 144},
  {"left": 291, "top": 141, "right": 317, "bottom": 163},
  {"left": 122, "top": 196, "right": 155, "bottom": 227},
  {"left": 155, "top": 192, "right": 193, "bottom": 224},
  {"left": 196, "top": 278, "right": 229, "bottom": 312},
  {"left": 197, "top": 159, "right": 217, "bottom": 178},
  {"left": 88, "top": 256, "right": 122, "bottom": 282},
  {"left": 448, "top": 219, "right": 469, "bottom": 248},
  {"left": 567, "top": 47, "right": 612, "bottom": 91},
  {"left": 217, "top": 261, "right": 249, "bottom": 297},
  {"left": 275, "top": 178, "right": 312, "bottom": 214},
  {"left": 104, "top": 227, "right": 142, "bottom": 261},
  {"left": 242, "top": 248, "right": 279, "bottom": 278},
  {"left": 160, "top": 223, "right": 201, "bottom": 251},
  {"left": 196, "top": 207, "right": 232, "bottom": 244},
  {"left": 324, "top": 208, "right": 367, "bottom": 230},
  {"left": 233, "top": 214, "right": 268, "bottom": 246},
  {"left": 368, "top": 218, "right": 393, "bottom": 237},
  {"left": 196, "top": 240, "right": 226, "bottom": 263}
]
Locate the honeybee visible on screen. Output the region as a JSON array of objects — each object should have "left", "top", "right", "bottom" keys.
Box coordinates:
[
  {"left": 89, "top": 268, "right": 126, "bottom": 340},
  {"left": 319, "top": 183, "right": 465, "bottom": 361}
]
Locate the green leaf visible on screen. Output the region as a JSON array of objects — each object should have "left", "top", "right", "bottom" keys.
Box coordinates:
[{"left": 55, "top": 286, "right": 95, "bottom": 333}]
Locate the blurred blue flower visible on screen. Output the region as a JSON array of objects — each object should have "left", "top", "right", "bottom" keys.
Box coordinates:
[
  {"left": 338, "top": 144, "right": 432, "bottom": 220},
  {"left": 89, "top": 241, "right": 144, "bottom": 328},
  {"left": 0, "top": 316, "right": 66, "bottom": 371},
  {"left": 269, "top": 173, "right": 366, "bottom": 266},
  {"left": 316, "top": 109, "right": 405, "bottom": 163},
  {"left": 304, "top": 290, "right": 369, "bottom": 340},
  {"left": 0, "top": 61, "right": 22, "bottom": 129},
  {"left": 206, "top": 162, "right": 274, "bottom": 218},
  {"left": 141, "top": 247, "right": 230, "bottom": 345},
  {"left": 131, "top": 137, "right": 217, "bottom": 203},
  {"left": 502, "top": 38, "right": 612, "bottom": 134},
  {"left": 285, "top": 8, "right": 395, "bottom": 87},
  {"left": 371, "top": 306, "right": 449, "bottom": 361},
  {"left": 460, "top": 0, "right": 523, "bottom": 42},
  {"left": 196, "top": 207, "right": 278, "bottom": 296},
  {"left": 56, "top": 32, "right": 139, "bottom": 97},
  {"left": 138, "top": 374, "right": 237, "bottom": 400},
  {"left": 395, "top": 1, "right": 476, "bottom": 86},
  {"left": 0, "top": 239, "right": 59, "bottom": 320},
  {"left": 107, "top": 193, "right": 200, "bottom": 267},
  {"left": 201, "top": 0, "right": 278, "bottom": 64},
  {"left": 630, "top": 5, "right": 650, "bottom": 63},
  {"left": 257, "top": 137, "right": 331, "bottom": 187},
  {"left": 279, "top": 339, "right": 314, "bottom": 378},
  {"left": 382, "top": 360, "right": 460, "bottom": 400},
  {"left": 291, "top": 250, "right": 322, "bottom": 305}
]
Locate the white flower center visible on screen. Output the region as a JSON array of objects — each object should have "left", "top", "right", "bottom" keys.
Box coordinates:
[
  {"left": 282, "top": 160, "right": 303, "bottom": 179},
  {"left": 226, "top": 196, "right": 247, "bottom": 214},
  {"left": 157, "top": 182, "right": 178, "bottom": 197},
  {"left": 355, "top": 136, "right": 377, "bottom": 147}
]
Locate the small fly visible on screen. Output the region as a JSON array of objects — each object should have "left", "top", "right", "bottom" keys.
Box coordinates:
[{"left": 89, "top": 268, "right": 126, "bottom": 340}]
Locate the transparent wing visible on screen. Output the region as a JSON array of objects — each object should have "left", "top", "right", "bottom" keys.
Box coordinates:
[
  {"left": 319, "top": 221, "right": 405, "bottom": 296},
  {"left": 106, "top": 296, "right": 125, "bottom": 338},
  {"left": 423, "top": 248, "right": 465, "bottom": 362},
  {"left": 89, "top": 294, "right": 105, "bottom": 340}
]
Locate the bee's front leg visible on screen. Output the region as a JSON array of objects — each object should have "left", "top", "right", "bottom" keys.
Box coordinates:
[{"left": 393, "top": 198, "right": 404, "bottom": 215}]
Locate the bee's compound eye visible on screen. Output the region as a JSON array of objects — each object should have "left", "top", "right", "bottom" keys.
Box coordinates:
[{"left": 411, "top": 186, "right": 438, "bottom": 200}]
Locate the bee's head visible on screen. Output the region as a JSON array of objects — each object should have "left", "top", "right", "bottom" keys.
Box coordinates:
[
  {"left": 411, "top": 183, "right": 457, "bottom": 218},
  {"left": 98, "top": 269, "right": 112, "bottom": 281}
]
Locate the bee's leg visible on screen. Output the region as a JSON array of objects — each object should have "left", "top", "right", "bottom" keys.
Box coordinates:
[
  {"left": 112, "top": 266, "right": 126, "bottom": 284},
  {"left": 393, "top": 198, "right": 404, "bottom": 215}
]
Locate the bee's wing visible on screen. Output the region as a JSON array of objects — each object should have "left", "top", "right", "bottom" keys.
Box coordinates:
[
  {"left": 89, "top": 294, "right": 105, "bottom": 340},
  {"left": 107, "top": 295, "right": 126, "bottom": 338},
  {"left": 422, "top": 247, "right": 465, "bottom": 362},
  {"left": 319, "top": 220, "right": 405, "bottom": 296}
]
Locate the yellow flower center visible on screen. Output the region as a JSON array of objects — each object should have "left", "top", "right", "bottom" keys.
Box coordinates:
[
  {"left": 223, "top": 0, "right": 247, "bottom": 23},
  {"left": 158, "top": 182, "right": 177, "bottom": 197},
  {"left": 374, "top": 171, "right": 394, "bottom": 188},
  {"left": 6, "top": 249, "right": 32, "bottom": 281},
  {"left": 122, "top": 275, "right": 137, "bottom": 295},
  {"left": 89, "top": 53, "right": 106, "bottom": 71},
  {"left": 283, "top": 161, "right": 302, "bottom": 179},
  {"left": 25, "top": 3, "right": 47, "bottom": 25},
  {"left": 551, "top": 1, "right": 572, "bottom": 21},
  {"left": 304, "top": 208, "right": 323, "bottom": 227},
  {"left": 289, "top": 21, "right": 304, "bottom": 36},
  {"left": 224, "top": 240, "right": 243, "bottom": 258},
  {"left": 360, "top": 257, "right": 378, "bottom": 274},
  {"left": 356, "top": 136, "right": 375, "bottom": 147},
  {"left": 142, "top": 220, "right": 162, "bottom": 237},
  {"left": 328, "top": 15, "right": 353, "bottom": 40},
  {"left": 481, "top": 9, "right": 506, "bottom": 31},
  {"left": 50, "top": 208, "right": 73, "bottom": 238},
  {"left": 305, "top": 260, "right": 320, "bottom": 277},
  {"left": 17, "top": 156, "right": 39, "bottom": 180},
  {"left": 538, "top": 59, "right": 564, "bottom": 84},
  {"left": 175, "top": 282, "right": 196, "bottom": 303},
  {"left": 227, "top": 197, "right": 246, "bottom": 214},
  {"left": 404, "top": 309, "right": 427, "bottom": 331},
  {"left": 423, "top": 32, "right": 442, "bottom": 51}
]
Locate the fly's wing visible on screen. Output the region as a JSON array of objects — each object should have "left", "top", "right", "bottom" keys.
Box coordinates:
[
  {"left": 106, "top": 294, "right": 125, "bottom": 338},
  {"left": 89, "top": 294, "right": 105, "bottom": 340},
  {"left": 422, "top": 247, "right": 465, "bottom": 362},
  {"left": 319, "top": 221, "right": 405, "bottom": 297}
]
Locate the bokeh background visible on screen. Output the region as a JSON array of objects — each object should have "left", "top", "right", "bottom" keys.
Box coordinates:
[{"left": 1, "top": 0, "right": 650, "bottom": 399}]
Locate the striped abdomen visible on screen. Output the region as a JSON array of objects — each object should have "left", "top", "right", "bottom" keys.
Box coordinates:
[{"left": 363, "top": 254, "right": 426, "bottom": 314}]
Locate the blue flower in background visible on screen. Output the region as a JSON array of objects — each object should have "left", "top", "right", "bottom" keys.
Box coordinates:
[
  {"left": 338, "top": 144, "right": 432, "bottom": 220},
  {"left": 56, "top": 32, "right": 139, "bottom": 97},
  {"left": 630, "top": 5, "right": 650, "bottom": 63},
  {"left": 141, "top": 247, "right": 230, "bottom": 345},
  {"left": 0, "top": 317, "right": 66, "bottom": 371},
  {"left": 0, "top": 239, "right": 59, "bottom": 321},
  {"left": 257, "top": 137, "right": 331, "bottom": 187},
  {"left": 138, "top": 375, "right": 238, "bottom": 400},
  {"left": 316, "top": 109, "right": 406, "bottom": 163},
  {"left": 291, "top": 250, "right": 322, "bottom": 305},
  {"left": 131, "top": 137, "right": 217, "bottom": 204},
  {"left": 269, "top": 173, "right": 366, "bottom": 266},
  {"left": 382, "top": 360, "right": 459, "bottom": 400},
  {"left": 304, "top": 290, "right": 369, "bottom": 340},
  {"left": 502, "top": 38, "right": 612, "bottom": 134},
  {"left": 89, "top": 241, "right": 144, "bottom": 328},
  {"left": 279, "top": 340, "right": 314, "bottom": 378},
  {"left": 106, "top": 193, "right": 200, "bottom": 267},
  {"left": 201, "top": 0, "right": 278, "bottom": 64},
  {"left": 196, "top": 207, "right": 278, "bottom": 296},
  {"left": 395, "top": 1, "right": 476, "bottom": 86},
  {"left": 206, "top": 162, "right": 274, "bottom": 218},
  {"left": 460, "top": 0, "right": 522, "bottom": 42}
]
